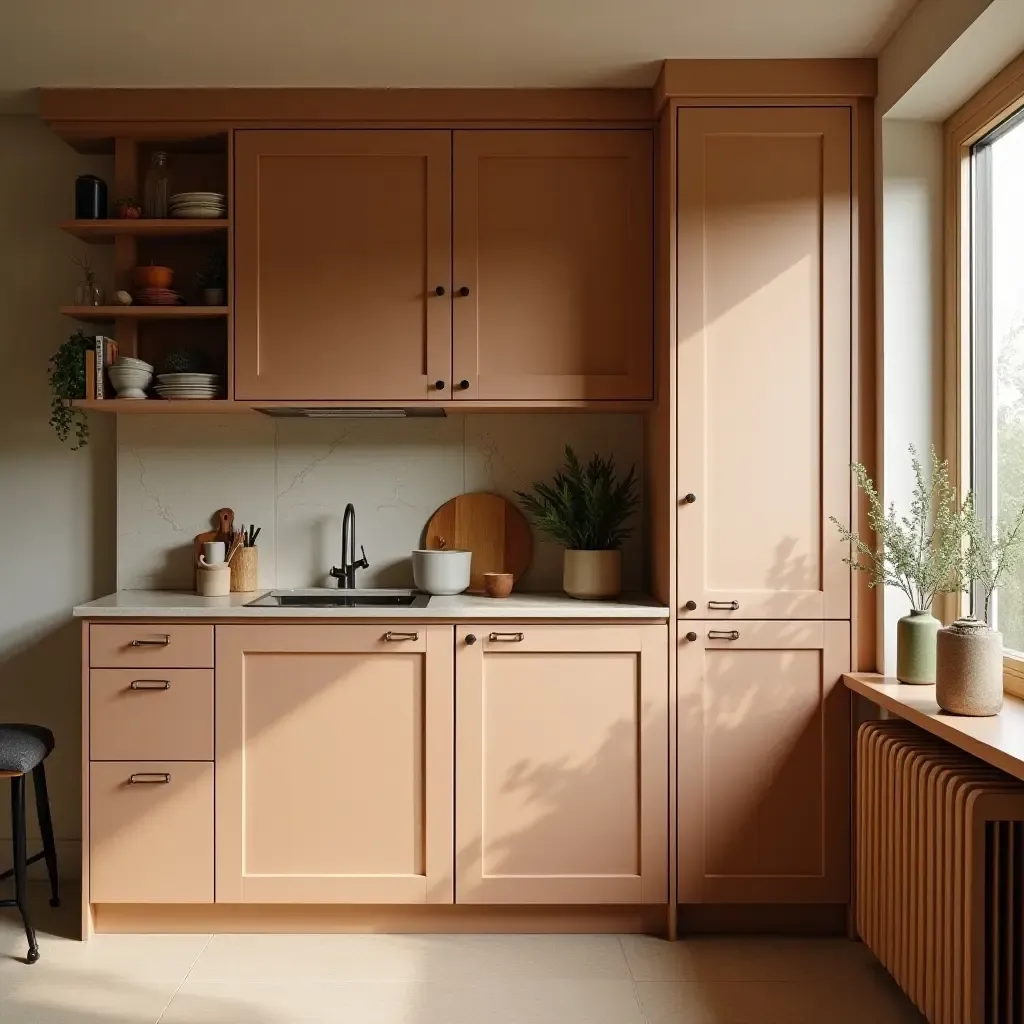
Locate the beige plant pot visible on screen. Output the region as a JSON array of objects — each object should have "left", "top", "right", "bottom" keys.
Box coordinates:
[
  {"left": 563, "top": 549, "right": 622, "bottom": 600},
  {"left": 935, "top": 617, "right": 1003, "bottom": 717}
]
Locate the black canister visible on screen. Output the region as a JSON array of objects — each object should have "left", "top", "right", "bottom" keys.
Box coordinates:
[{"left": 74, "top": 174, "right": 107, "bottom": 219}]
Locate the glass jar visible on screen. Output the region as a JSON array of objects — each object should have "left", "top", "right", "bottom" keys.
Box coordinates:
[
  {"left": 76, "top": 279, "right": 103, "bottom": 306},
  {"left": 143, "top": 151, "right": 170, "bottom": 218}
]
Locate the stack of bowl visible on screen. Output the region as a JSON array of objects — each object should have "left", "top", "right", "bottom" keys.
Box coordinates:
[{"left": 108, "top": 356, "right": 154, "bottom": 400}]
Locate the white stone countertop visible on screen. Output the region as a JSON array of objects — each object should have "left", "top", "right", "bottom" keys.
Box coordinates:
[{"left": 74, "top": 590, "right": 670, "bottom": 620}]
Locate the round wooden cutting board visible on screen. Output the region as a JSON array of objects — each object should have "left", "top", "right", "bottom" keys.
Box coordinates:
[{"left": 424, "top": 493, "right": 533, "bottom": 591}]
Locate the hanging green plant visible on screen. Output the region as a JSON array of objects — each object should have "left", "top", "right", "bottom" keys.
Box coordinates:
[{"left": 48, "top": 329, "right": 92, "bottom": 449}]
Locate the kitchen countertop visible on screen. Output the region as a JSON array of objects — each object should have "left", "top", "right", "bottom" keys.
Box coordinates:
[{"left": 73, "top": 590, "right": 670, "bottom": 620}]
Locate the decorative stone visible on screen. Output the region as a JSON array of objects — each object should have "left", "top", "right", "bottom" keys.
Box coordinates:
[
  {"left": 896, "top": 609, "right": 941, "bottom": 685},
  {"left": 936, "top": 617, "right": 1003, "bottom": 717}
]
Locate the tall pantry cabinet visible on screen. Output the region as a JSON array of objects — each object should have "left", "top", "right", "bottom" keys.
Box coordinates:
[{"left": 670, "top": 99, "right": 865, "bottom": 906}]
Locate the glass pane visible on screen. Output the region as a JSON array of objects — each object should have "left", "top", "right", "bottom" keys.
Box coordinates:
[{"left": 991, "top": 118, "right": 1024, "bottom": 651}]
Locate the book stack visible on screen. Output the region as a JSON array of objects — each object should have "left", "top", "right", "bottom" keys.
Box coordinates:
[{"left": 84, "top": 336, "right": 118, "bottom": 400}]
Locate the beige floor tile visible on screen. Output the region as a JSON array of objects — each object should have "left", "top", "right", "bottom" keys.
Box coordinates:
[
  {"left": 619, "top": 934, "right": 879, "bottom": 983},
  {"left": 0, "top": 967, "right": 182, "bottom": 1024},
  {"left": 636, "top": 976, "right": 925, "bottom": 1024},
  {"left": 160, "top": 979, "right": 646, "bottom": 1024},
  {"left": 0, "top": 906, "right": 209, "bottom": 982},
  {"left": 189, "top": 933, "right": 629, "bottom": 983}
]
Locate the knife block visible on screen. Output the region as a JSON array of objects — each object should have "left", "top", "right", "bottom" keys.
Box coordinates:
[{"left": 231, "top": 547, "right": 258, "bottom": 593}]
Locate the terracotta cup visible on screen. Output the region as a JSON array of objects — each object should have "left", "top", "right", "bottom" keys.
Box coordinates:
[
  {"left": 483, "top": 572, "right": 514, "bottom": 599},
  {"left": 132, "top": 265, "right": 174, "bottom": 289}
]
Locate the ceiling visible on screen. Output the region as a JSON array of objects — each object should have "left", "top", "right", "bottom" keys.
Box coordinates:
[{"left": 2, "top": 0, "right": 918, "bottom": 112}]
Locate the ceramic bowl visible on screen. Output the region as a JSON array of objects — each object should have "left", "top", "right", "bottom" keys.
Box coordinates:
[
  {"left": 412, "top": 549, "right": 472, "bottom": 595},
  {"left": 483, "top": 572, "right": 514, "bottom": 599},
  {"left": 108, "top": 364, "right": 152, "bottom": 400},
  {"left": 132, "top": 265, "right": 174, "bottom": 289}
]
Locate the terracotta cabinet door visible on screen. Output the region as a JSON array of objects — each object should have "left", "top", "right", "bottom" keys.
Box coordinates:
[
  {"left": 215, "top": 625, "right": 454, "bottom": 903},
  {"left": 452, "top": 130, "right": 653, "bottom": 401},
  {"left": 455, "top": 624, "right": 667, "bottom": 904},
  {"left": 234, "top": 130, "right": 452, "bottom": 401},
  {"left": 677, "top": 620, "right": 851, "bottom": 904},
  {"left": 676, "top": 108, "right": 852, "bottom": 621}
]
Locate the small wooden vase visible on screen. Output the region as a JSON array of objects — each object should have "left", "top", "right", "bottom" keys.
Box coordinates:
[{"left": 230, "top": 547, "right": 258, "bottom": 593}]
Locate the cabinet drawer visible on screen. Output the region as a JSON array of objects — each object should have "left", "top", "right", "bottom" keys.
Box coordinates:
[
  {"left": 90, "top": 761, "right": 213, "bottom": 903},
  {"left": 90, "top": 624, "right": 213, "bottom": 669},
  {"left": 90, "top": 670, "right": 213, "bottom": 761}
]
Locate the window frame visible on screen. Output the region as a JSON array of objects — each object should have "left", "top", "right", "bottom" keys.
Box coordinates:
[{"left": 945, "top": 51, "right": 1024, "bottom": 697}]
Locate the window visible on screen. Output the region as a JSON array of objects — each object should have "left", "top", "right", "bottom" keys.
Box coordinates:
[{"left": 971, "top": 110, "right": 1024, "bottom": 652}]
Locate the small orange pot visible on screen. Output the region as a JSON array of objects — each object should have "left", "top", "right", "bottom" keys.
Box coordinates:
[{"left": 133, "top": 265, "right": 174, "bottom": 289}]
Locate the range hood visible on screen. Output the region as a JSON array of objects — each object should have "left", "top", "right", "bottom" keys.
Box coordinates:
[{"left": 255, "top": 407, "right": 446, "bottom": 419}]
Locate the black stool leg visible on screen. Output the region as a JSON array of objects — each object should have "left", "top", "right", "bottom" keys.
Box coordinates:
[
  {"left": 11, "top": 775, "right": 39, "bottom": 964},
  {"left": 32, "top": 763, "right": 60, "bottom": 908}
]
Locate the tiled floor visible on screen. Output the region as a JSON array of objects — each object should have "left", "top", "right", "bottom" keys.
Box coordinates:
[{"left": 0, "top": 896, "right": 925, "bottom": 1023}]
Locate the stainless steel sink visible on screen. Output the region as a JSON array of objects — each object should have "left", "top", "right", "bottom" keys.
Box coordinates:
[{"left": 246, "top": 588, "right": 429, "bottom": 609}]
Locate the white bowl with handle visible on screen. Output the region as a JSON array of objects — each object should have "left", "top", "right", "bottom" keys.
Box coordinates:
[{"left": 412, "top": 549, "right": 472, "bottom": 595}]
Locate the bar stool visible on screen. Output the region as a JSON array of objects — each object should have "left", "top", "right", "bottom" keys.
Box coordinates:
[{"left": 0, "top": 724, "right": 59, "bottom": 964}]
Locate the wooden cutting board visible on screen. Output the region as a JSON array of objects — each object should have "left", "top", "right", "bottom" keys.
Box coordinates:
[{"left": 425, "top": 493, "right": 533, "bottom": 591}]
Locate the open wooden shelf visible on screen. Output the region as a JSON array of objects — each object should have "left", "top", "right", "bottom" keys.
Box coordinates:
[
  {"left": 72, "top": 399, "right": 239, "bottom": 413},
  {"left": 61, "top": 305, "right": 229, "bottom": 322},
  {"left": 60, "top": 219, "right": 228, "bottom": 242}
]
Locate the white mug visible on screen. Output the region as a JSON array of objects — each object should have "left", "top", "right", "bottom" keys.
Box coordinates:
[{"left": 203, "top": 541, "right": 226, "bottom": 564}]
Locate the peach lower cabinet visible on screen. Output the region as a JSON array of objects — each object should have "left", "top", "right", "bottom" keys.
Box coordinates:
[{"left": 83, "top": 619, "right": 667, "bottom": 932}]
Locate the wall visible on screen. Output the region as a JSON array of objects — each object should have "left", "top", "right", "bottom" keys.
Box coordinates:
[
  {"left": 117, "top": 414, "right": 646, "bottom": 594},
  {"left": 0, "top": 116, "right": 116, "bottom": 868},
  {"left": 879, "top": 118, "right": 945, "bottom": 670}
]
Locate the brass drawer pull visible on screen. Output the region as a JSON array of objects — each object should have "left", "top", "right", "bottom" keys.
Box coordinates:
[
  {"left": 383, "top": 631, "right": 419, "bottom": 642},
  {"left": 707, "top": 601, "right": 739, "bottom": 611},
  {"left": 131, "top": 635, "right": 170, "bottom": 647},
  {"left": 489, "top": 632, "right": 524, "bottom": 642},
  {"left": 128, "top": 773, "right": 171, "bottom": 785},
  {"left": 129, "top": 680, "right": 171, "bottom": 691},
  {"left": 708, "top": 630, "right": 740, "bottom": 641}
]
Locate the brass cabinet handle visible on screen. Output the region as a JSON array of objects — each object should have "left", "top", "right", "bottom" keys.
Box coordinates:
[
  {"left": 130, "top": 680, "right": 170, "bottom": 690},
  {"left": 131, "top": 635, "right": 170, "bottom": 647},
  {"left": 128, "top": 773, "right": 171, "bottom": 784},
  {"left": 708, "top": 600, "right": 739, "bottom": 611},
  {"left": 708, "top": 630, "right": 740, "bottom": 641},
  {"left": 383, "top": 631, "right": 419, "bottom": 642},
  {"left": 489, "top": 632, "right": 524, "bottom": 642},
  {"left": 682, "top": 493, "right": 696, "bottom": 504}
]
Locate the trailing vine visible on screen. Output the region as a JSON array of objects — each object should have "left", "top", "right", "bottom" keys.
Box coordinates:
[{"left": 48, "top": 330, "right": 92, "bottom": 449}]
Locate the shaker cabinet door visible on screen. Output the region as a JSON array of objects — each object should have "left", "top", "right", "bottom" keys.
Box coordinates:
[
  {"left": 455, "top": 624, "right": 668, "bottom": 904},
  {"left": 234, "top": 130, "right": 452, "bottom": 401},
  {"left": 676, "top": 107, "right": 852, "bottom": 621},
  {"left": 452, "top": 130, "right": 653, "bottom": 401},
  {"left": 215, "top": 624, "right": 454, "bottom": 903},
  {"left": 677, "top": 620, "right": 851, "bottom": 903}
]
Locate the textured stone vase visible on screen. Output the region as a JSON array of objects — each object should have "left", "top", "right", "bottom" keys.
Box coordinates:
[
  {"left": 896, "top": 609, "right": 941, "bottom": 685},
  {"left": 936, "top": 617, "right": 1003, "bottom": 716}
]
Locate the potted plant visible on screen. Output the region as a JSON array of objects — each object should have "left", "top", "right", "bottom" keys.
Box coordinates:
[
  {"left": 831, "top": 446, "right": 964, "bottom": 684},
  {"left": 197, "top": 249, "right": 227, "bottom": 306},
  {"left": 47, "top": 330, "right": 92, "bottom": 449},
  {"left": 934, "top": 496, "right": 1024, "bottom": 715},
  {"left": 516, "top": 446, "right": 638, "bottom": 599}
]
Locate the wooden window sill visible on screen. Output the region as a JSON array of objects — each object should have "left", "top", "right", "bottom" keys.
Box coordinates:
[{"left": 844, "top": 673, "right": 1024, "bottom": 782}]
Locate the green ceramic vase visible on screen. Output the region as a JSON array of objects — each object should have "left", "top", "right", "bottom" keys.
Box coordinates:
[{"left": 896, "top": 609, "right": 941, "bottom": 685}]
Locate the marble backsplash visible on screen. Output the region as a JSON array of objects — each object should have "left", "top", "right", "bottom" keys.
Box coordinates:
[{"left": 116, "top": 413, "right": 645, "bottom": 593}]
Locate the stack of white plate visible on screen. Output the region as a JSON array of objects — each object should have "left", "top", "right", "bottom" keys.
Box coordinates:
[
  {"left": 169, "top": 192, "right": 226, "bottom": 219},
  {"left": 154, "top": 373, "right": 223, "bottom": 400}
]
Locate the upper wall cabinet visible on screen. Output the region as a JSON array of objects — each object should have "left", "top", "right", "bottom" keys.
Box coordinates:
[
  {"left": 676, "top": 107, "right": 852, "bottom": 621},
  {"left": 233, "top": 128, "right": 653, "bottom": 404},
  {"left": 452, "top": 130, "right": 653, "bottom": 401},
  {"left": 234, "top": 130, "right": 453, "bottom": 402}
]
